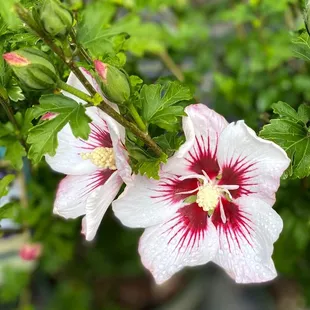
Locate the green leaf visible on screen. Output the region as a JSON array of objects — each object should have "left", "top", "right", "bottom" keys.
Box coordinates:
[
  {"left": 27, "top": 94, "right": 91, "bottom": 164},
  {"left": 151, "top": 106, "right": 185, "bottom": 132},
  {"left": 126, "top": 138, "right": 168, "bottom": 179},
  {"left": 7, "top": 85, "right": 25, "bottom": 102},
  {"left": 124, "top": 21, "right": 164, "bottom": 56},
  {"left": 0, "top": 136, "right": 26, "bottom": 170},
  {"left": 138, "top": 158, "right": 163, "bottom": 180},
  {"left": 260, "top": 102, "right": 310, "bottom": 179},
  {"left": 0, "top": 202, "right": 17, "bottom": 220},
  {"left": 153, "top": 132, "right": 185, "bottom": 156},
  {"left": 77, "top": 2, "right": 164, "bottom": 57},
  {"left": 0, "top": 0, "right": 20, "bottom": 29},
  {"left": 292, "top": 32, "right": 310, "bottom": 62},
  {"left": 297, "top": 104, "right": 310, "bottom": 124},
  {"left": 0, "top": 174, "right": 15, "bottom": 198},
  {"left": 140, "top": 81, "right": 192, "bottom": 130},
  {"left": 0, "top": 122, "right": 12, "bottom": 137},
  {"left": 271, "top": 101, "right": 300, "bottom": 122}
]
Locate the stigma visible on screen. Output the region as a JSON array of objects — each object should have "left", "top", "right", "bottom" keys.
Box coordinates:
[{"left": 81, "top": 147, "right": 116, "bottom": 170}]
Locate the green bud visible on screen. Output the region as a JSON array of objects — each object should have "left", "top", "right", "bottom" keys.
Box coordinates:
[
  {"left": 39, "top": 0, "right": 73, "bottom": 37},
  {"left": 94, "top": 60, "right": 131, "bottom": 105},
  {"left": 3, "top": 48, "right": 58, "bottom": 90}
]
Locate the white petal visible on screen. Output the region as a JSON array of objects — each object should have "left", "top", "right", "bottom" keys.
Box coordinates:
[
  {"left": 45, "top": 107, "right": 112, "bottom": 175},
  {"left": 139, "top": 204, "right": 218, "bottom": 284},
  {"left": 82, "top": 172, "right": 122, "bottom": 241},
  {"left": 97, "top": 109, "right": 132, "bottom": 184},
  {"left": 112, "top": 173, "right": 195, "bottom": 228},
  {"left": 212, "top": 196, "right": 283, "bottom": 283},
  {"left": 54, "top": 170, "right": 114, "bottom": 219},
  {"left": 217, "top": 121, "right": 290, "bottom": 205},
  {"left": 163, "top": 103, "right": 228, "bottom": 177}
]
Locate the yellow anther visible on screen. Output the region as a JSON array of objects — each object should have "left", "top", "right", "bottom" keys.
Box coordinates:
[
  {"left": 196, "top": 184, "right": 221, "bottom": 213},
  {"left": 81, "top": 147, "right": 116, "bottom": 170}
]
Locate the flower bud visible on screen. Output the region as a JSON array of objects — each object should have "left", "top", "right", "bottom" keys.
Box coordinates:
[
  {"left": 39, "top": 0, "right": 73, "bottom": 37},
  {"left": 94, "top": 60, "right": 131, "bottom": 105},
  {"left": 3, "top": 48, "right": 58, "bottom": 90},
  {"left": 19, "top": 243, "right": 42, "bottom": 261}
]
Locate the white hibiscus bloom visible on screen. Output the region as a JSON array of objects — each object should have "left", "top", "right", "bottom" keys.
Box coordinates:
[
  {"left": 113, "top": 104, "right": 290, "bottom": 284},
  {"left": 45, "top": 70, "right": 131, "bottom": 241}
]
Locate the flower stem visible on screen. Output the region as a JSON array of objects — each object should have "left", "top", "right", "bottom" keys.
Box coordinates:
[
  {"left": 99, "top": 103, "right": 163, "bottom": 156},
  {"left": 127, "top": 103, "right": 147, "bottom": 132},
  {"left": 57, "top": 79, "right": 96, "bottom": 104},
  {"left": 158, "top": 50, "right": 185, "bottom": 82}
]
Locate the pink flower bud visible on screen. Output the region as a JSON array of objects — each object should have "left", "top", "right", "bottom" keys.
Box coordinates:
[
  {"left": 94, "top": 60, "right": 130, "bottom": 105},
  {"left": 19, "top": 243, "right": 42, "bottom": 261},
  {"left": 2, "top": 48, "right": 58, "bottom": 90},
  {"left": 41, "top": 112, "right": 58, "bottom": 120},
  {"left": 94, "top": 60, "right": 107, "bottom": 81},
  {"left": 3, "top": 52, "right": 30, "bottom": 66}
]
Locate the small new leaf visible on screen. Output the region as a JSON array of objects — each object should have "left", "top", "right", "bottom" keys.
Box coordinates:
[
  {"left": 140, "top": 81, "right": 192, "bottom": 131},
  {"left": 27, "top": 94, "right": 91, "bottom": 164},
  {"left": 260, "top": 101, "right": 310, "bottom": 179}
]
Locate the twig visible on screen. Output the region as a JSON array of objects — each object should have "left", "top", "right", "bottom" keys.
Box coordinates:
[{"left": 158, "top": 50, "right": 185, "bottom": 82}]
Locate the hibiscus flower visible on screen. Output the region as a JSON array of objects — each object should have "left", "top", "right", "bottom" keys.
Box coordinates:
[
  {"left": 45, "top": 70, "right": 131, "bottom": 241},
  {"left": 112, "top": 104, "right": 290, "bottom": 284}
]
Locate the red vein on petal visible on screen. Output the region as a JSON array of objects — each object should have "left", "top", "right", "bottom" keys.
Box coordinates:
[
  {"left": 163, "top": 203, "right": 208, "bottom": 254},
  {"left": 212, "top": 199, "right": 254, "bottom": 252},
  {"left": 219, "top": 155, "right": 258, "bottom": 199},
  {"left": 151, "top": 177, "right": 199, "bottom": 204},
  {"left": 186, "top": 134, "right": 220, "bottom": 179}
]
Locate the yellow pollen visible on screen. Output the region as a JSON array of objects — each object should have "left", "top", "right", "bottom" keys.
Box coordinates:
[
  {"left": 81, "top": 147, "right": 116, "bottom": 170},
  {"left": 196, "top": 184, "right": 221, "bottom": 213}
]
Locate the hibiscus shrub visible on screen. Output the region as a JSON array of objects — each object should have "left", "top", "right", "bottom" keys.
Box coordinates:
[{"left": 0, "top": 0, "right": 310, "bottom": 308}]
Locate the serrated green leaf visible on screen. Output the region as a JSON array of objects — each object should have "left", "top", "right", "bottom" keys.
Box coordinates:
[
  {"left": 271, "top": 101, "right": 300, "bottom": 122},
  {"left": 151, "top": 105, "right": 185, "bottom": 132},
  {"left": 140, "top": 81, "right": 192, "bottom": 130},
  {"left": 153, "top": 132, "right": 185, "bottom": 156},
  {"left": 138, "top": 154, "right": 168, "bottom": 180},
  {"left": 0, "top": 174, "right": 15, "bottom": 198},
  {"left": 260, "top": 103, "right": 310, "bottom": 179},
  {"left": 298, "top": 104, "right": 310, "bottom": 124},
  {"left": 26, "top": 94, "right": 91, "bottom": 164}
]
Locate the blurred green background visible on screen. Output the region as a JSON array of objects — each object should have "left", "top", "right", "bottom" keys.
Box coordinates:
[{"left": 0, "top": 0, "right": 310, "bottom": 309}]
